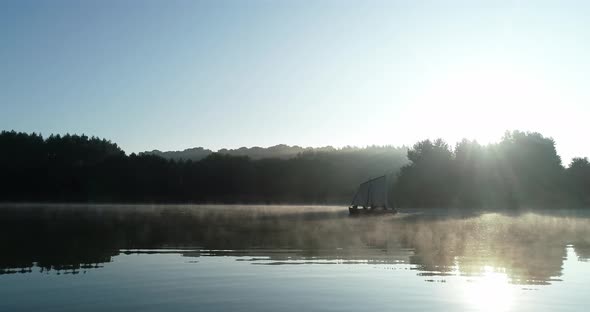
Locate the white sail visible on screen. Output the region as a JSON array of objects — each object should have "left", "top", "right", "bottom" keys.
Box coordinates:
[{"left": 350, "top": 175, "right": 388, "bottom": 208}]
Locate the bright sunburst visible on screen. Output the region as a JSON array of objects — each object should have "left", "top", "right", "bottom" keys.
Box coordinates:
[{"left": 405, "top": 63, "right": 566, "bottom": 145}]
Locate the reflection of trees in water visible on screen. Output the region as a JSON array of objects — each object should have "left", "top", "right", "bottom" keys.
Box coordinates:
[
  {"left": 2, "top": 205, "right": 590, "bottom": 285},
  {"left": 575, "top": 246, "right": 590, "bottom": 262},
  {"left": 397, "top": 213, "right": 590, "bottom": 285}
]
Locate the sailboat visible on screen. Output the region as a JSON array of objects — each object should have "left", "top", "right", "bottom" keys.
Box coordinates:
[{"left": 349, "top": 175, "right": 397, "bottom": 215}]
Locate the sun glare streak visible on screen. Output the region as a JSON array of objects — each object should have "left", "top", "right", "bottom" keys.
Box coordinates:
[
  {"left": 406, "top": 63, "right": 566, "bottom": 146},
  {"left": 462, "top": 266, "right": 515, "bottom": 312}
]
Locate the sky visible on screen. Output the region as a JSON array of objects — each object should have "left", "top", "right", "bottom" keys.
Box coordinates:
[{"left": 1, "top": 0, "right": 589, "bottom": 163}]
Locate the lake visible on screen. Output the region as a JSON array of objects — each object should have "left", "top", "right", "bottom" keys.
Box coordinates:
[{"left": 1, "top": 204, "right": 590, "bottom": 311}]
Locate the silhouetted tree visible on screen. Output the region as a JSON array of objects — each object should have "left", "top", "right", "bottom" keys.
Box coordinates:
[
  {"left": 394, "top": 139, "right": 456, "bottom": 207},
  {"left": 392, "top": 131, "right": 580, "bottom": 209},
  {"left": 493, "top": 131, "right": 565, "bottom": 206},
  {"left": 566, "top": 157, "right": 590, "bottom": 206}
]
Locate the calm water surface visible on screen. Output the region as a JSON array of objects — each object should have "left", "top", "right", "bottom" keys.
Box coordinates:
[{"left": 1, "top": 204, "right": 590, "bottom": 311}]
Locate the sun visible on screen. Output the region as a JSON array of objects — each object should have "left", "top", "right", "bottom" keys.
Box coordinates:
[{"left": 405, "top": 62, "right": 562, "bottom": 145}]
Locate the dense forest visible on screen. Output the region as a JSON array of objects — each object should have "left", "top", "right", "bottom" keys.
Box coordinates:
[
  {"left": 1, "top": 130, "right": 588, "bottom": 208},
  {"left": 0, "top": 130, "right": 407, "bottom": 204}
]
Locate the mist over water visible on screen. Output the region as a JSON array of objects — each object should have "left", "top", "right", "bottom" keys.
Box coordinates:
[{"left": 1, "top": 204, "right": 590, "bottom": 311}]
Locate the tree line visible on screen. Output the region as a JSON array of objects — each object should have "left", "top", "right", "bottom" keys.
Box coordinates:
[
  {"left": 1, "top": 130, "right": 588, "bottom": 208},
  {"left": 0, "top": 130, "right": 407, "bottom": 204},
  {"left": 393, "top": 131, "right": 590, "bottom": 208}
]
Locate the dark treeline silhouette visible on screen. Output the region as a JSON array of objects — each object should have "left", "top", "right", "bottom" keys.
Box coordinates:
[
  {"left": 393, "top": 131, "right": 590, "bottom": 208},
  {"left": 0, "top": 130, "right": 407, "bottom": 204},
  {"left": 1, "top": 130, "right": 589, "bottom": 207}
]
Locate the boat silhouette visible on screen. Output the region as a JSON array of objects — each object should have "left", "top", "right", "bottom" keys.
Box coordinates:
[{"left": 349, "top": 175, "right": 397, "bottom": 215}]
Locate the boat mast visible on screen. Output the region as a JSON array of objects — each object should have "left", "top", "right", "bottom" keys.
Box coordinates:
[
  {"left": 365, "top": 182, "right": 372, "bottom": 208},
  {"left": 350, "top": 189, "right": 359, "bottom": 207}
]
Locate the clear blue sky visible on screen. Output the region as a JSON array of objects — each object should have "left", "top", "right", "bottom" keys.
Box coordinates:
[{"left": 2, "top": 0, "right": 589, "bottom": 163}]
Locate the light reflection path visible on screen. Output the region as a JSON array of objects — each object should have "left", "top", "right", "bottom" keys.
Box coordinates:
[
  {"left": 460, "top": 265, "right": 515, "bottom": 312},
  {"left": 451, "top": 246, "right": 582, "bottom": 312}
]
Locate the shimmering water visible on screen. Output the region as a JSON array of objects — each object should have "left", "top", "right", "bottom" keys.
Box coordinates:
[{"left": 1, "top": 204, "right": 590, "bottom": 311}]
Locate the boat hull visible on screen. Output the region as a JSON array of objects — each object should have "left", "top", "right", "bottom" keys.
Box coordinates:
[{"left": 348, "top": 207, "right": 397, "bottom": 216}]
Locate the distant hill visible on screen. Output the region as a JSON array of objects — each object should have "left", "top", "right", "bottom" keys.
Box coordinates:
[
  {"left": 141, "top": 147, "right": 213, "bottom": 161},
  {"left": 142, "top": 144, "right": 338, "bottom": 161},
  {"left": 218, "top": 144, "right": 337, "bottom": 159}
]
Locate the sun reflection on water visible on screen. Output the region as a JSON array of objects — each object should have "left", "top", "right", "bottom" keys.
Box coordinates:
[{"left": 462, "top": 266, "right": 515, "bottom": 312}]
